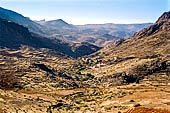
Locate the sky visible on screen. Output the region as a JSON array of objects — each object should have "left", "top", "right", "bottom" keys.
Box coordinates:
[{"left": 0, "top": 0, "right": 169, "bottom": 25}]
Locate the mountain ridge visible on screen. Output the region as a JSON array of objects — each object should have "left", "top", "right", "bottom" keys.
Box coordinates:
[
  {"left": 0, "top": 7, "right": 45, "bottom": 35},
  {"left": 134, "top": 11, "right": 170, "bottom": 38},
  {"left": 37, "top": 19, "right": 74, "bottom": 29}
]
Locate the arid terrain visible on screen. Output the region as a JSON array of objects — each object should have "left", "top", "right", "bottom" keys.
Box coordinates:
[
  {"left": 0, "top": 47, "right": 170, "bottom": 113},
  {"left": 0, "top": 6, "right": 170, "bottom": 113}
]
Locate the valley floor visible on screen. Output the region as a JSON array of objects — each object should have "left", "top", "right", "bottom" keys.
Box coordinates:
[
  {"left": 1, "top": 82, "right": 170, "bottom": 113},
  {"left": 0, "top": 47, "right": 170, "bottom": 113}
]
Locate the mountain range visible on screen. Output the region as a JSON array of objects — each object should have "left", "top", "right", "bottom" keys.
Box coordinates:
[
  {"left": 0, "top": 7, "right": 152, "bottom": 47},
  {"left": 0, "top": 17, "right": 100, "bottom": 58},
  {"left": 37, "top": 19, "right": 152, "bottom": 46}
]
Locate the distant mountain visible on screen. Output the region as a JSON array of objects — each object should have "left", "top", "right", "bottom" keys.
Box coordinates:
[
  {"left": 76, "top": 23, "right": 153, "bottom": 38},
  {"left": 0, "top": 7, "right": 44, "bottom": 35},
  {"left": 34, "top": 19, "right": 46, "bottom": 24},
  {"left": 42, "top": 22, "right": 152, "bottom": 47},
  {"left": 37, "top": 19, "right": 74, "bottom": 29},
  {"left": 42, "top": 22, "right": 153, "bottom": 46},
  {"left": 0, "top": 7, "right": 153, "bottom": 47},
  {"left": 0, "top": 18, "right": 100, "bottom": 58}
]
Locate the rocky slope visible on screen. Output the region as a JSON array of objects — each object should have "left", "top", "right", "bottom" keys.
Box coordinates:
[{"left": 134, "top": 11, "right": 170, "bottom": 38}]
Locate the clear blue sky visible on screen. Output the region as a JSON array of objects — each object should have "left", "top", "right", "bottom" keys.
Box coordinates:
[{"left": 0, "top": 0, "right": 169, "bottom": 25}]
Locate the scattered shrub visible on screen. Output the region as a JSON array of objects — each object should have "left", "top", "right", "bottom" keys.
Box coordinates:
[
  {"left": 0, "top": 69, "right": 19, "bottom": 89},
  {"left": 76, "top": 71, "right": 82, "bottom": 75},
  {"left": 130, "top": 99, "right": 135, "bottom": 102},
  {"left": 134, "top": 104, "right": 141, "bottom": 107},
  {"left": 86, "top": 73, "right": 94, "bottom": 79}
]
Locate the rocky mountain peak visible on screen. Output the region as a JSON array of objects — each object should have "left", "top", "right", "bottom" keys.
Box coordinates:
[
  {"left": 134, "top": 11, "right": 170, "bottom": 38},
  {"left": 56, "top": 19, "right": 66, "bottom": 22},
  {"left": 47, "top": 19, "right": 69, "bottom": 25},
  {"left": 156, "top": 11, "right": 170, "bottom": 24}
]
